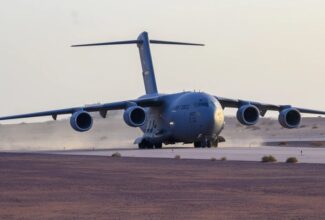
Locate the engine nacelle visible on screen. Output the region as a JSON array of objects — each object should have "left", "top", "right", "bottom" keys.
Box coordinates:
[
  {"left": 278, "top": 108, "right": 301, "bottom": 129},
  {"left": 236, "top": 104, "right": 260, "bottom": 126},
  {"left": 123, "top": 106, "right": 147, "bottom": 127},
  {"left": 70, "top": 111, "right": 93, "bottom": 132}
]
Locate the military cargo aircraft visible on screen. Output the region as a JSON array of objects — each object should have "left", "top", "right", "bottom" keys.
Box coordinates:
[{"left": 1, "top": 32, "right": 325, "bottom": 149}]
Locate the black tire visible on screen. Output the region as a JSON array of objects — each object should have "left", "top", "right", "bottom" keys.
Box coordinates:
[
  {"left": 195, "top": 141, "right": 209, "bottom": 148},
  {"left": 194, "top": 141, "right": 201, "bottom": 148},
  {"left": 200, "top": 140, "right": 208, "bottom": 148},
  {"left": 139, "top": 140, "right": 151, "bottom": 149},
  {"left": 154, "top": 143, "right": 162, "bottom": 149},
  {"left": 138, "top": 142, "right": 145, "bottom": 149}
]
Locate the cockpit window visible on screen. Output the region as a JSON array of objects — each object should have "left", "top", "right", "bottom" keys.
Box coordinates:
[{"left": 174, "top": 100, "right": 213, "bottom": 111}]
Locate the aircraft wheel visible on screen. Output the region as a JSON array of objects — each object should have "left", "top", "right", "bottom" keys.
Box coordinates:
[
  {"left": 194, "top": 141, "right": 208, "bottom": 148},
  {"left": 138, "top": 142, "right": 145, "bottom": 149},
  {"left": 139, "top": 140, "right": 152, "bottom": 149},
  {"left": 146, "top": 142, "right": 154, "bottom": 149},
  {"left": 194, "top": 141, "right": 201, "bottom": 148},
  {"left": 154, "top": 143, "right": 162, "bottom": 149},
  {"left": 201, "top": 140, "right": 208, "bottom": 148}
]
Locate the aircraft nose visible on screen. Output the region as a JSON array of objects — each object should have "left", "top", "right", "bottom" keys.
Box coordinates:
[
  {"left": 214, "top": 105, "right": 224, "bottom": 127},
  {"left": 201, "top": 99, "right": 225, "bottom": 135},
  {"left": 193, "top": 104, "right": 218, "bottom": 135}
]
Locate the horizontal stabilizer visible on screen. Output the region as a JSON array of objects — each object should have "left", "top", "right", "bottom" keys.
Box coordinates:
[
  {"left": 72, "top": 39, "right": 204, "bottom": 47},
  {"left": 71, "top": 40, "right": 140, "bottom": 47},
  {"left": 150, "top": 40, "right": 204, "bottom": 46}
]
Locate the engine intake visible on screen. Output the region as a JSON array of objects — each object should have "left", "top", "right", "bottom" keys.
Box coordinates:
[
  {"left": 70, "top": 111, "right": 93, "bottom": 132},
  {"left": 123, "top": 106, "right": 146, "bottom": 127},
  {"left": 278, "top": 108, "right": 301, "bottom": 129},
  {"left": 236, "top": 104, "right": 260, "bottom": 126}
]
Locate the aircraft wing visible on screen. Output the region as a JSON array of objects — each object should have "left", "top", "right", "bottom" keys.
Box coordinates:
[
  {"left": 0, "top": 96, "right": 164, "bottom": 121},
  {"left": 216, "top": 96, "right": 325, "bottom": 116}
]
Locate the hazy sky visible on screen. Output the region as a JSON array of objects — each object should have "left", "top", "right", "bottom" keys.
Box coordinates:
[{"left": 0, "top": 0, "right": 324, "bottom": 120}]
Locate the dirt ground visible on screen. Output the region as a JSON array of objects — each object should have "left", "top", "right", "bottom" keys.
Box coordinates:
[{"left": 1, "top": 153, "right": 325, "bottom": 220}]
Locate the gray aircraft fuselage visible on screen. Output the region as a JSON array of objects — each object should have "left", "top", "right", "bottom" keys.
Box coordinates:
[{"left": 139, "top": 92, "right": 224, "bottom": 145}]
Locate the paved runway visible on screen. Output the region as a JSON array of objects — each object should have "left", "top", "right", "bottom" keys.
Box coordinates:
[{"left": 49, "top": 146, "right": 325, "bottom": 164}]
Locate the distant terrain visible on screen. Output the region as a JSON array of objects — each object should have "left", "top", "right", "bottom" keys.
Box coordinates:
[{"left": 0, "top": 111, "right": 324, "bottom": 151}]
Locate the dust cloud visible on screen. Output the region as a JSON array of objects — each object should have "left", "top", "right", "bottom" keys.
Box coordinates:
[{"left": 0, "top": 112, "right": 324, "bottom": 151}]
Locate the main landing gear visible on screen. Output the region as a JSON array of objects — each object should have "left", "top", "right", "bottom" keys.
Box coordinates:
[
  {"left": 194, "top": 136, "right": 226, "bottom": 148},
  {"left": 194, "top": 140, "right": 212, "bottom": 148},
  {"left": 138, "top": 140, "right": 162, "bottom": 149}
]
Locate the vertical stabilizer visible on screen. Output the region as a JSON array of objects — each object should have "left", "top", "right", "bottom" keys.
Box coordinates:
[
  {"left": 71, "top": 32, "right": 204, "bottom": 95},
  {"left": 136, "top": 32, "right": 158, "bottom": 94}
]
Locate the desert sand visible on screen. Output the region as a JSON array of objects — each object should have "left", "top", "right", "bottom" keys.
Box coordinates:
[{"left": 1, "top": 153, "right": 325, "bottom": 220}]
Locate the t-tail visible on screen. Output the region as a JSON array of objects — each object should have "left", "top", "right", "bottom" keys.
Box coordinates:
[{"left": 72, "top": 31, "right": 204, "bottom": 95}]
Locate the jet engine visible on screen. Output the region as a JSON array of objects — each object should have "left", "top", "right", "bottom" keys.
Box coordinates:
[
  {"left": 123, "top": 106, "right": 147, "bottom": 127},
  {"left": 70, "top": 111, "right": 93, "bottom": 132},
  {"left": 236, "top": 104, "right": 260, "bottom": 126},
  {"left": 278, "top": 108, "right": 301, "bottom": 128}
]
